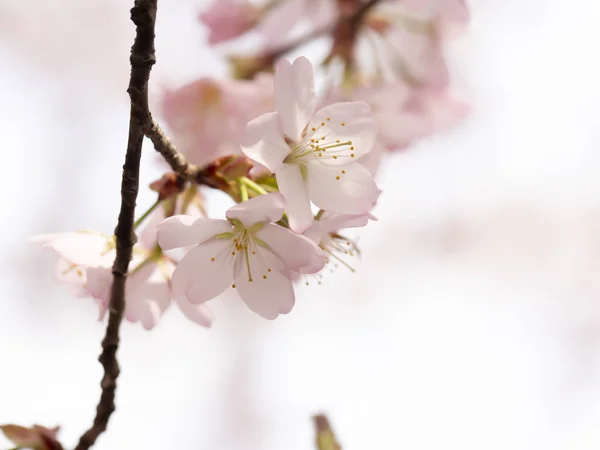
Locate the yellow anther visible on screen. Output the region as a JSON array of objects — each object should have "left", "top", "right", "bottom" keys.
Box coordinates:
[
  {"left": 232, "top": 283, "right": 236, "bottom": 288},
  {"left": 336, "top": 176, "right": 340, "bottom": 180},
  {"left": 350, "top": 146, "right": 354, "bottom": 150},
  {"left": 312, "top": 127, "right": 316, "bottom": 131},
  {"left": 350, "top": 153, "right": 355, "bottom": 157},
  {"left": 341, "top": 122, "right": 346, "bottom": 126},
  {"left": 341, "top": 170, "right": 346, "bottom": 174},
  {"left": 263, "top": 275, "right": 267, "bottom": 279},
  {"left": 333, "top": 156, "right": 338, "bottom": 159},
  {"left": 321, "top": 122, "right": 325, "bottom": 126},
  {"left": 211, "top": 257, "right": 215, "bottom": 261},
  {"left": 232, "top": 251, "right": 236, "bottom": 255},
  {"left": 327, "top": 117, "right": 331, "bottom": 121},
  {"left": 268, "top": 268, "right": 272, "bottom": 272}
]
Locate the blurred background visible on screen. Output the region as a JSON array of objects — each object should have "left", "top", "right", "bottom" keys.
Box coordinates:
[{"left": 3, "top": 0, "right": 600, "bottom": 449}]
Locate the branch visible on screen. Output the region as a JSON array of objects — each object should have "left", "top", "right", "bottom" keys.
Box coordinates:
[
  {"left": 74, "top": 1, "right": 157, "bottom": 449},
  {"left": 236, "top": 0, "right": 384, "bottom": 79},
  {"left": 144, "top": 120, "right": 228, "bottom": 190}
]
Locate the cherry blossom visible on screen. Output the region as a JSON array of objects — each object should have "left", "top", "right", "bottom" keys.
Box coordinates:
[
  {"left": 303, "top": 211, "right": 374, "bottom": 274},
  {"left": 157, "top": 193, "right": 326, "bottom": 319},
  {"left": 161, "top": 74, "right": 273, "bottom": 168},
  {"left": 31, "top": 205, "right": 214, "bottom": 329},
  {"left": 352, "top": 82, "right": 468, "bottom": 151},
  {"left": 199, "top": 0, "right": 261, "bottom": 45},
  {"left": 242, "top": 57, "right": 380, "bottom": 232}
]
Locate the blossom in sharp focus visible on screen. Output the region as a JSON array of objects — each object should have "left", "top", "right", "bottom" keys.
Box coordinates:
[
  {"left": 242, "top": 57, "right": 380, "bottom": 233},
  {"left": 199, "top": 0, "right": 261, "bottom": 45},
  {"left": 161, "top": 73, "right": 273, "bottom": 168},
  {"left": 157, "top": 193, "right": 326, "bottom": 319}
]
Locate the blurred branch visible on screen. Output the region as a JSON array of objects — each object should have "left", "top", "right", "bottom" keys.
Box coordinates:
[
  {"left": 74, "top": 1, "right": 157, "bottom": 449},
  {"left": 313, "top": 415, "right": 342, "bottom": 450},
  {"left": 236, "top": 0, "right": 383, "bottom": 79}
]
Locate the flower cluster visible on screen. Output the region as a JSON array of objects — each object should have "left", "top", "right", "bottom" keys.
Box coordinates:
[{"left": 31, "top": 1, "right": 469, "bottom": 328}]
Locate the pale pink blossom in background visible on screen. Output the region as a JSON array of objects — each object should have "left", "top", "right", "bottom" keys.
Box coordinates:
[
  {"left": 352, "top": 82, "right": 468, "bottom": 151},
  {"left": 199, "top": 0, "right": 261, "bottom": 45},
  {"left": 31, "top": 211, "right": 214, "bottom": 330},
  {"left": 161, "top": 73, "right": 274, "bottom": 168},
  {"left": 157, "top": 193, "right": 325, "bottom": 319},
  {"left": 242, "top": 57, "right": 380, "bottom": 232}
]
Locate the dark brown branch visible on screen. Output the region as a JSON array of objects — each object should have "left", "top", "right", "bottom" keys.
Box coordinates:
[
  {"left": 74, "top": 1, "right": 157, "bottom": 449},
  {"left": 144, "top": 120, "right": 229, "bottom": 190}
]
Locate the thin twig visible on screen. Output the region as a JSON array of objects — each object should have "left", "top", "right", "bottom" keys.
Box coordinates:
[
  {"left": 74, "top": 1, "right": 157, "bottom": 449},
  {"left": 144, "top": 120, "right": 226, "bottom": 189}
]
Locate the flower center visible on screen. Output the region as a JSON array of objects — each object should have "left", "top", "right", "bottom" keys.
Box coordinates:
[
  {"left": 283, "top": 118, "right": 356, "bottom": 164},
  {"left": 213, "top": 220, "right": 273, "bottom": 285}
]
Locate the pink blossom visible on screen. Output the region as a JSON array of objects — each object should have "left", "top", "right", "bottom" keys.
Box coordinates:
[
  {"left": 199, "top": 0, "right": 260, "bottom": 45},
  {"left": 31, "top": 205, "right": 214, "bottom": 329},
  {"left": 242, "top": 57, "right": 380, "bottom": 232},
  {"left": 157, "top": 193, "right": 325, "bottom": 319},
  {"left": 353, "top": 82, "right": 468, "bottom": 151},
  {"left": 366, "top": 0, "right": 469, "bottom": 89},
  {"left": 161, "top": 74, "right": 273, "bottom": 168}
]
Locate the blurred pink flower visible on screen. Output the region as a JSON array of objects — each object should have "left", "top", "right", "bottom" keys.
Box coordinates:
[
  {"left": 31, "top": 204, "right": 215, "bottom": 329},
  {"left": 157, "top": 193, "right": 325, "bottom": 319},
  {"left": 242, "top": 57, "right": 380, "bottom": 232},
  {"left": 199, "top": 0, "right": 261, "bottom": 45},
  {"left": 367, "top": 0, "right": 469, "bottom": 89},
  {"left": 160, "top": 74, "right": 274, "bottom": 168},
  {"left": 350, "top": 82, "right": 469, "bottom": 151}
]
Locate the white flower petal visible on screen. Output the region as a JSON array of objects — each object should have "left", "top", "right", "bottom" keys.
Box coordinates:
[
  {"left": 234, "top": 249, "right": 295, "bottom": 319},
  {"left": 125, "top": 262, "right": 171, "bottom": 330},
  {"left": 306, "top": 162, "right": 380, "bottom": 214},
  {"left": 308, "top": 102, "right": 377, "bottom": 165},
  {"left": 171, "top": 239, "right": 232, "bottom": 298},
  {"left": 241, "top": 111, "right": 290, "bottom": 172},
  {"left": 274, "top": 57, "right": 316, "bottom": 141},
  {"left": 157, "top": 216, "right": 232, "bottom": 250},
  {"left": 256, "top": 223, "right": 325, "bottom": 273},
  {"left": 175, "top": 296, "right": 215, "bottom": 327},
  {"left": 226, "top": 192, "right": 286, "bottom": 227},
  {"left": 276, "top": 163, "right": 314, "bottom": 232}
]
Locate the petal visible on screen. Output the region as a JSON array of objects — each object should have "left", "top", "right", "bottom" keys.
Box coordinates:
[
  {"left": 171, "top": 239, "right": 233, "bottom": 298},
  {"left": 86, "top": 266, "right": 113, "bottom": 318},
  {"left": 157, "top": 216, "right": 232, "bottom": 250},
  {"left": 276, "top": 163, "right": 314, "bottom": 233},
  {"left": 234, "top": 249, "right": 295, "bottom": 319},
  {"left": 125, "top": 262, "right": 172, "bottom": 330},
  {"left": 34, "top": 231, "right": 113, "bottom": 267},
  {"left": 274, "top": 57, "right": 316, "bottom": 141},
  {"left": 226, "top": 192, "right": 286, "bottom": 227},
  {"left": 308, "top": 102, "right": 377, "bottom": 165},
  {"left": 241, "top": 111, "right": 290, "bottom": 172},
  {"left": 256, "top": 223, "right": 325, "bottom": 273},
  {"left": 175, "top": 296, "right": 215, "bottom": 327},
  {"left": 306, "top": 162, "right": 380, "bottom": 214}
]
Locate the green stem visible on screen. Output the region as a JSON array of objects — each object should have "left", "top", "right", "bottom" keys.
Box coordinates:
[
  {"left": 238, "top": 179, "right": 249, "bottom": 202},
  {"left": 133, "top": 198, "right": 161, "bottom": 229},
  {"left": 240, "top": 176, "right": 268, "bottom": 195}
]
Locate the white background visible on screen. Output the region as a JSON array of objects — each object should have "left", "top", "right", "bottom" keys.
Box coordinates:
[{"left": 2, "top": 0, "right": 600, "bottom": 449}]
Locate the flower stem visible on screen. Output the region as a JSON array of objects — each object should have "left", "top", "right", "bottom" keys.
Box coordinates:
[
  {"left": 240, "top": 176, "right": 268, "bottom": 195},
  {"left": 133, "top": 198, "right": 161, "bottom": 229},
  {"left": 238, "top": 179, "right": 249, "bottom": 202}
]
